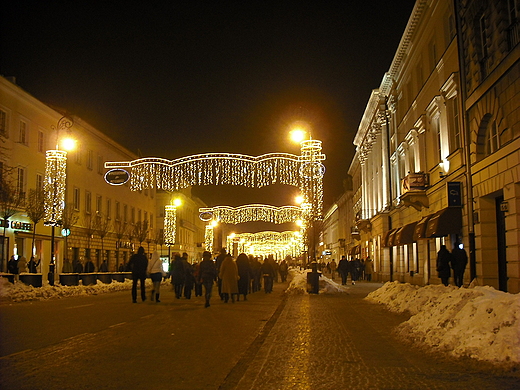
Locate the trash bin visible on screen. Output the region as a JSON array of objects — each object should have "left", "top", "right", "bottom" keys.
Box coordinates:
[
  {"left": 20, "top": 273, "right": 43, "bottom": 287},
  {"left": 97, "top": 273, "right": 112, "bottom": 284},
  {"left": 80, "top": 273, "right": 97, "bottom": 286},
  {"left": 60, "top": 273, "right": 80, "bottom": 286}
]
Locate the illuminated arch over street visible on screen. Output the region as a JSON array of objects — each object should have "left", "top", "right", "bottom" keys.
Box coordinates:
[{"left": 199, "top": 204, "right": 303, "bottom": 225}]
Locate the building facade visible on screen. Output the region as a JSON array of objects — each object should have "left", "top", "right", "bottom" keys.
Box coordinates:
[
  {"left": 341, "top": 0, "right": 519, "bottom": 292},
  {"left": 0, "top": 76, "right": 204, "bottom": 277}
]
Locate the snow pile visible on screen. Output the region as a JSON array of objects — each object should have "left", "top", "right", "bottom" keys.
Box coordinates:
[
  {"left": 0, "top": 277, "right": 167, "bottom": 303},
  {"left": 367, "top": 281, "right": 520, "bottom": 365},
  {"left": 286, "top": 269, "right": 348, "bottom": 295}
]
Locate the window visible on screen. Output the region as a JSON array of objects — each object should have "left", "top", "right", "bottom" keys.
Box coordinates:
[
  {"left": 115, "top": 201, "right": 120, "bottom": 221},
  {"left": 36, "top": 173, "right": 44, "bottom": 191},
  {"left": 428, "top": 37, "right": 437, "bottom": 71},
  {"left": 479, "top": 14, "right": 490, "bottom": 59},
  {"left": 484, "top": 119, "right": 500, "bottom": 155},
  {"left": 137, "top": 209, "right": 142, "bottom": 223},
  {"left": 123, "top": 204, "right": 128, "bottom": 222},
  {"left": 85, "top": 191, "right": 92, "bottom": 214},
  {"left": 106, "top": 199, "right": 111, "bottom": 219},
  {"left": 87, "top": 150, "right": 94, "bottom": 170},
  {"left": 509, "top": 0, "right": 519, "bottom": 23},
  {"left": 73, "top": 187, "right": 80, "bottom": 211},
  {"left": 0, "top": 109, "right": 7, "bottom": 137},
  {"left": 97, "top": 154, "right": 103, "bottom": 175},
  {"left": 131, "top": 207, "right": 135, "bottom": 224},
  {"left": 17, "top": 167, "right": 26, "bottom": 198},
  {"left": 19, "top": 121, "right": 28, "bottom": 145},
  {"left": 96, "top": 195, "right": 102, "bottom": 215},
  {"left": 75, "top": 146, "right": 81, "bottom": 165},
  {"left": 37, "top": 130, "right": 45, "bottom": 153},
  {"left": 447, "top": 96, "right": 461, "bottom": 151}
]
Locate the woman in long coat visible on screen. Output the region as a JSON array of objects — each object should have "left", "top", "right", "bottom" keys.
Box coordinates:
[
  {"left": 219, "top": 255, "right": 239, "bottom": 303},
  {"left": 236, "top": 253, "right": 251, "bottom": 301}
]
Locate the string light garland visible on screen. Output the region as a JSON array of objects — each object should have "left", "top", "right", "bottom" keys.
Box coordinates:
[
  {"left": 44, "top": 150, "right": 67, "bottom": 226},
  {"left": 199, "top": 204, "right": 303, "bottom": 224},
  {"left": 163, "top": 205, "right": 177, "bottom": 246},
  {"left": 227, "top": 231, "right": 303, "bottom": 259}
]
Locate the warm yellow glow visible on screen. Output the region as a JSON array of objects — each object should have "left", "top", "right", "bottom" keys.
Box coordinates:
[
  {"left": 229, "top": 233, "right": 236, "bottom": 239},
  {"left": 290, "top": 128, "right": 306, "bottom": 143},
  {"left": 173, "top": 198, "right": 182, "bottom": 207},
  {"left": 210, "top": 219, "right": 219, "bottom": 227},
  {"left": 295, "top": 195, "right": 304, "bottom": 204},
  {"left": 61, "top": 137, "right": 76, "bottom": 151},
  {"left": 296, "top": 219, "right": 303, "bottom": 227}
]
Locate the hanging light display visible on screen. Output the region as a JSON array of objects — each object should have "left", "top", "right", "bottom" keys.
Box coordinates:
[
  {"left": 227, "top": 231, "right": 303, "bottom": 259},
  {"left": 163, "top": 205, "right": 177, "bottom": 246},
  {"left": 44, "top": 150, "right": 67, "bottom": 226},
  {"left": 199, "top": 204, "right": 302, "bottom": 224}
]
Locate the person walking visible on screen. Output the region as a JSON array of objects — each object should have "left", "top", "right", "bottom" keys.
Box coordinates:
[
  {"left": 436, "top": 245, "right": 452, "bottom": 286},
  {"left": 236, "top": 253, "right": 251, "bottom": 301},
  {"left": 7, "top": 255, "right": 18, "bottom": 275},
  {"left": 62, "top": 258, "right": 73, "bottom": 273},
  {"left": 337, "top": 256, "right": 349, "bottom": 285},
  {"left": 279, "top": 258, "right": 289, "bottom": 282},
  {"left": 262, "top": 256, "right": 275, "bottom": 293},
  {"left": 451, "top": 245, "right": 468, "bottom": 287},
  {"left": 18, "top": 255, "right": 27, "bottom": 274},
  {"left": 215, "top": 248, "right": 227, "bottom": 300},
  {"left": 183, "top": 261, "right": 195, "bottom": 299},
  {"left": 364, "top": 256, "right": 374, "bottom": 282},
  {"left": 219, "top": 254, "right": 239, "bottom": 303},
  {"left": 170, "top": 254, "right": 186, "bottom": 299},
  {"left": 198, "top": 251, "right": 217, "bottom": 308},
  {"left": 28, "top": 256, "right": 40, "bottom": 273},
  {"left": 147, "top": 251, "right": 163, "bottom": 302},
  {"left": 84, "top": 258, "right": 95, "bottom": 273},
  {"left": 128, "top": 246, "right": 148, "bottom": 303},
  {"left": 329, "top": 258, "right": 337, "bottom": 280}
]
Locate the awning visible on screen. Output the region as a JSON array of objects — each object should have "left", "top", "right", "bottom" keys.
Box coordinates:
[
  {"left": 414, "top": 215, "right": 433, "bottom": 240},
  {"left": 394, "top": 221, "right": 417, "bottom": 245},
  {"left": 388, "top": 229, "right": 400, "bottom": 247},
  {"left": 382, "top": 229, "right": 396, "bottom": 247},
  {"left": 426, "top": 207, "right": 462, "bottom": 237},
  {"left": 349, "top": 245, "right": 360, "bottom": 255}
]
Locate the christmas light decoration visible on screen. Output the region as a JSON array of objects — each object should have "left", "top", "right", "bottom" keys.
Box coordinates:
[
  {"left": 163, "top": 205, "right": 177, "bottom": 246},
  {"left": 44, "top": 150, "right": 67, "bottom": 226},
  {"left": 205, "top": 224, "right": 214, "bottom": 253},
  {"left": 227, "top": 231, "right": 303, "bottom": 259},
  {"left": 199, "top": 204, "right": 302, "bottom": 224}
]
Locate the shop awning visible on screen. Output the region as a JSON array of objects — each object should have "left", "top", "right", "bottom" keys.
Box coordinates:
[
  {"left": 349, "top": 245, "right": 360, "bottom": 255},
  {"left": 388, "top": 229, "right": 400, "bottom": 247},
  {"left": 426, "top": 207, "right": 462, "bottom": 237},
  {"left": 382, "top": 229, "right": 396, "bottom": 247},
  {"left": 394, "top": 221, "right": 418, "bottom": 245},
  {"left": 413, "top": 215, "right": 433, "bottom": 240}
]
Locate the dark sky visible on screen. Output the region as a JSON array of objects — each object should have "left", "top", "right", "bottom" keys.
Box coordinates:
[{"left": 1, "top": 1, "right": 415, "bottom": 213}]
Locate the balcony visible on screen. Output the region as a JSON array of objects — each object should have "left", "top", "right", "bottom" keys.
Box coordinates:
[{"left": 400, "top": 172, "right": 429, "bottom": 211}]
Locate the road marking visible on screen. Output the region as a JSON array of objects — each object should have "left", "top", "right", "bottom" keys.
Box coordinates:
[
  {"left": 109, "top": 322, "right": 126, "bottom": 328},
  {"left": 66, "top": 303, "right": 94, "bottom": 309},
  {"left": 0, "top": 349, "right": 32, "bottom": 360}
]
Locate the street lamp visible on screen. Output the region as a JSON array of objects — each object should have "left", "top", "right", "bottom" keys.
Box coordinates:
[{"left": 43, "top": 116, "right": 74, "bottom": 284}]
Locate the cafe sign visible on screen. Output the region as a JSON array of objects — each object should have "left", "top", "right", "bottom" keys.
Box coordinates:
[{"left": 0, "top": 219, "right": 33, "bottom": 231}]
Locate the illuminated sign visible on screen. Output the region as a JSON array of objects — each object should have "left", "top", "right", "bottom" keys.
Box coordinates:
[
  {"left": 104, "top": 169, "right": 130, "bottom": 185},
  {"left": 0, "top": 219, "right": 33, "bottom": 231}
]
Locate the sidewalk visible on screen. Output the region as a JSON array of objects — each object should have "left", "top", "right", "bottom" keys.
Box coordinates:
[{"left": 224, "top": 281, "right": 520, "bottom": 390}]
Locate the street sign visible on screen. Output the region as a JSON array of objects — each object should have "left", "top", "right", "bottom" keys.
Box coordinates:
[
  {"left": 104, "top": 169, "right": 130, "bottom": 185},
  {"left": 447, "top": 181, "right": 462, "bottom": 207}
]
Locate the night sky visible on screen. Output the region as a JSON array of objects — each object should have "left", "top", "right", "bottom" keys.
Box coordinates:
[{"left": 1, "top": 1, "right": 415, "bottom": 214}]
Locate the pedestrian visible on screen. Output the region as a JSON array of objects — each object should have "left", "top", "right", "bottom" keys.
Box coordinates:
[
  {"left": 329, "top": 258, "right": 337, "bottom": 280},
  {"left": 148, "top": 250, "right": 164, "bottom": 302},
  {"left": 436, "top": 244, "right": 452, "bottom": 286},
  {"left": 183, "top": 260, "right": 195, "bottom": 299},
  {"left": 28, "top": 256, "right": 40, "bottom": 273},
  {"left": 279, "top": 257, "right": 289, "bottom": 282},
  {"left": 73, "top": 258, "right": 83, "bottom": 273},
  {"left": 62, "top": 258, "right": 73, "bottom": 273},
  {"left": 250, "top": 256, "right": 262, "bottom": 293},
  {"left": 84, "top": 258, "right": 95, "bottom": 273},
  {"left": 193, "top": 261, "right": 203, "bottom": 297},
  {"left": 198, "top": 251, "right": 217, "bottom": 308},
  {"left": 236, "top": 253, "right": 251, "bottom": 301},
  {"left": 215, "top": 248, "right": 227, "bottom": 300},
  {"left": 118, "top": 262, "right": 125, "bottom": 272},
  {"left": 18, "top": 255, "right": 27, "bottom": 274},
  {"left": 128, "top": 246, "right": 148, "bottom": 303},
  {"left": 7, "top": 255, "right": 18, "bottom": 274},
  {"left": 364, "top": 256, "right": 374, "bottom": 282},
  {"left": 349, "top": 258, "right": 361, "bottom": 285},
  {"left": 98, "top": 260, "right": 108, "bottom": 272},
  {"left": 262, "top": 256, "right": 275, "bottom": 293},
  {"left": 451, "top": 245, "right": 468, "bottom": 287},
  {"left": 219, "top": 254, "right": 239, "bottom": 303},
  {"left": 337, "top": 256, "right": 349, "bottom": 285},
  {"left": 170, "top": 254, "right": 185, "bottom": 299}
]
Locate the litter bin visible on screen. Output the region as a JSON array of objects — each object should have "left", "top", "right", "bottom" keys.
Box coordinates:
[
  {"left": 60, "top": 273, "right": 80, "bottom": 286},
  {"left": 97, "top": 273, "right": 112, "bottom": 284},
  {"left": 80, "top": 273, "right": 97, "bottom": 286},
  {"left": 20, "top": 273, "right": 43, "bottom": 287}
]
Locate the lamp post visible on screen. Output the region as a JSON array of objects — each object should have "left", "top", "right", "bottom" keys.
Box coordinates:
[{"left": 43, "top": 116, "right": 74, "bottom": 284}]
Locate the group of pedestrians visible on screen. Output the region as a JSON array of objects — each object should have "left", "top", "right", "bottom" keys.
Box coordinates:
[
  {"left": 436, "top": 244, "right": 468, "bottom": 287},
  {"left": 7, "top": 255, "right": 41, "bottom": 275},
  {"left": 335, "top": 256, "right": 374, "bottom": 285}
]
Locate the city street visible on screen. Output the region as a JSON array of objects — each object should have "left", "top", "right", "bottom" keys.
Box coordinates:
[{"left": 0, "top": 278, "right": 518, "bottom": 390}]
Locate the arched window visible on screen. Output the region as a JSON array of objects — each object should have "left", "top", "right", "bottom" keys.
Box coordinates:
[{"left": 484, "top": 118, "right": 500, "bottom": 155}]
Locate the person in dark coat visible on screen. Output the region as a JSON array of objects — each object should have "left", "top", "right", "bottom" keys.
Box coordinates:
[
  {"left": 262, "top": 256, "right": 275, "bottom": 293},
  {"left": 349, "top": 258, "right": 361, "bottom": 285},
  {"left": 84, "top": 259, "right": 95, "bottom": 273},
  {"left": 198, "top": 251, "right": 217, "bottom": 308},
  {"left": 128, "top": 246, "right": 148, "bottom": 303},
  {"left": 337, "top": 256, "right": 349, "bottom": 285},
  {"left": 28, "top": 256, "right": 40, "bottom": 273},
  {"left": 279, "top": 258, "right": 289, "bottom": 282},
  {"left": 98, "top": 260, "right": 108, "bottom": 272},
  {"left": 170, "top": 254, "right": 186, "bottom": 299},
  {"left": 436, "top": 245, "right": 452, "bottom": 286},
  {"left": 7, "top": 255, "right": 18, "bottom": 274},
  {"left": 183, "top": 260, "right": 195, "bottom": 299},
  {"left": 215, "top": 248, "right": 227, "bottom": 300},
  {"left": 451, "top": 245, "right": 468, "bottom": 287},
  {"left": 73, "top": 258, "right": 83, "bottom": 273},
  {"left": 236, "top": 253, "right": 251, "bottom": 301}
]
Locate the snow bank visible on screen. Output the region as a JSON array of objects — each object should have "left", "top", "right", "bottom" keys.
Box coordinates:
[
  {"left": 286, "top": 269, "right": 348, "bottom": 295},
  {"left": 366, "top": 281, "right": 520, "bottom": 365},
  {"left": 0, "top": 276, "right": 166, "bottom": 303}
]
